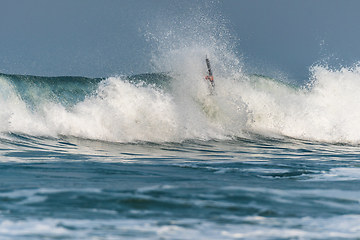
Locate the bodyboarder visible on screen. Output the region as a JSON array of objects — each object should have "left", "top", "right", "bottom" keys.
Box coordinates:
[{"left": 205, "top": 56, "right": 215, "bottom": 94}]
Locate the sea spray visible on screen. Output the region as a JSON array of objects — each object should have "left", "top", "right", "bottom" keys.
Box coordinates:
[
  {"left": 0, "top": 75, "right": 49, "bottom": 136},
  {"left": 142, "top": 5, "right": 248, "bottom": 140},
  {"left": 4, "top": 63, "right": 360, "bottom": 144},
  {"left": 2, "top": 5, "right": 360, "bottom": 144},
  {"left": 240, "top": 65, "right": 360, "bottom": 143},
  {"left": 44, "top": 77, "right": 180, "bottom": 142},
  {"left": 44, "top": 75, "right": 248, "bottom": 142},
  {"left": 305, "top": 65, "right": 360, "bottom": 142},
  {"left": 0, "top": 72, "right": 238, "bottom": 142}
]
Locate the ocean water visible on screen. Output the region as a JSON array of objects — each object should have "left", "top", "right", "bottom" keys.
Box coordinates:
[
  {"left": 1, "top": 65, "right": 360, "bottom": 240},
  {"left": 3, "top": 8, "right": 360, "bottom": 239}
]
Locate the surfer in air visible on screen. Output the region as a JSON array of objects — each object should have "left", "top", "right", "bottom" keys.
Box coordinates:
[{"left": 205, "top": 56, "right": 215, "bottom": 94}]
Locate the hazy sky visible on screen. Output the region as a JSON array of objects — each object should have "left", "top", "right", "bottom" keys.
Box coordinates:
[{"left": 1, "top": 0, "right": 360, "bottom": 83}]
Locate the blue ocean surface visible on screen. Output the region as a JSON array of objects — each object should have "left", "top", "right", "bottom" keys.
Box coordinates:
[{"left": 1, "top": 68, "right": 360, "bottom": 240}]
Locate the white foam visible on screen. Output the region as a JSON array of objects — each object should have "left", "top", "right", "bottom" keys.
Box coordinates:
[
  {"left": 1, "top": 215, "right": 360, "bottom": 239},
  {"left": 306, "top": 167, "right": 360, "bottom": 181},
  {"left": 242, "top": 65, "right": 360, "bottom": 144},
  {"left": 223, "top": 186, "right": 360, "bottom": 210},
  {"left": 137, "top": 184, "right": 176, "bottom": 193},
  {"left": 0, "top": 188, "right": 101, "bottom": 205},
  {"left": 0, "top": 219, "right": 70, "bottom": 236},
  {"left": 5, "top": 63, "right": 360, "bottom": 144},
  {"left": 1, "top": 73, "right": 249, "bottom": 142},
  {"left": 221, "top": 215, "right": 360, "bottom": 239}
]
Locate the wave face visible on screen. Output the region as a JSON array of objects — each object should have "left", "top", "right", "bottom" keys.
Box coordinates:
[{"left": 1, "top": 64, "right": 360, "bottom": 144}]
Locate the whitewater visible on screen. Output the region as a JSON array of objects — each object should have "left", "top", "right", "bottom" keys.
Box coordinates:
[
  {"left": 2, "top": 7, "right": 360, "bottom": 240},
  {"left": 2, "top": 63, "right": 360, "bottom": 144}
]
